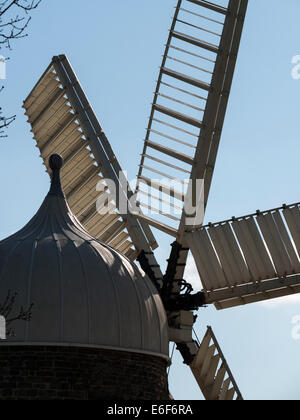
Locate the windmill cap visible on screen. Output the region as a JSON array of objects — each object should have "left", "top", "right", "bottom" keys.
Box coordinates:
[{"left": 0, "top": 153, "right": 169, "bottom": 360}]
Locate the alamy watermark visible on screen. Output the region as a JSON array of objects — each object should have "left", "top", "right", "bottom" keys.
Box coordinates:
[
  {"left": 0, "top": 56, "right": 6, "bottom": 80},
  {"left": 291, "top": 55, "right": 300, "bottom": 80},
  {"left": 95, "top": 172, "right": 205, "bottom": 227},
  {"left": 0, "top": 316, "right": 6, "bottom": 340},
  {"left": 291, "top": 315, "right": 300, "bottom": 341}
]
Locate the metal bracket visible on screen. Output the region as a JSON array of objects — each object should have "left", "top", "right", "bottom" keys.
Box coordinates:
[
  {"left": 137, "top": 250, "right": 162, "bottom": 292},
  {"left": 161, "top": 241, "right": 205, "bottom": 312}
]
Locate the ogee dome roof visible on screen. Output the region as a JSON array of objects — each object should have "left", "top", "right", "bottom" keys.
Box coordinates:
[{"left": 0, "top": 155, "right": 169, "bottom": 359}]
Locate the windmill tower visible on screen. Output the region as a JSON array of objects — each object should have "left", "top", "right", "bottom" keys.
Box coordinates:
[{"left": 1, "top": 0, "right": 300, "bottom": 400}]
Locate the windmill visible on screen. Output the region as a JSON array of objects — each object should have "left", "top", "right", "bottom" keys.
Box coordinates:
[{"left": 22, "top": 0, "right": 300, "bottom": 401}]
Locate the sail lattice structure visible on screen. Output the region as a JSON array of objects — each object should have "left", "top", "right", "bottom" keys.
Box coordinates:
[
  {"left": 136, "top": 0, "right": 248, "bottom": 239},
  {"left": 23, "top": 55, "right": 162, "bottom": 284},
  {"left": 186, "top": 203, "right": 300, "bottom": 309}
]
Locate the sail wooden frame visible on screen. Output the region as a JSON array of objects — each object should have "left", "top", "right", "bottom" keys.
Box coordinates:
[
  {"left": 23, "top": 55, "right": 162, "bottom": 283},
  {"left": 186, "top": 203, "right": 300, "bottom": 309}
]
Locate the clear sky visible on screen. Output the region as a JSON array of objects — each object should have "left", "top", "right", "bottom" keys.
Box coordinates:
[{"left": 0, "top": 0, "right": 300, "bottom": 400}]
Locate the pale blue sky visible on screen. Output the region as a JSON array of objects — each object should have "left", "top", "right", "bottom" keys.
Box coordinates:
[{"left": 0, "top": 0, "right": 300, "bottom": 400}]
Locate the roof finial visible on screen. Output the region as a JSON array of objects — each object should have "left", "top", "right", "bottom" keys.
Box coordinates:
[{"left": 48, "top": 154, "right": 64, "bottom": 198}]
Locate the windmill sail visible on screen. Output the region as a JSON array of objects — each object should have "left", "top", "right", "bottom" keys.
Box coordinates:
[
  {"left": 136, "top": 0, "right": 248, "bottom": 238},
  {"left": 185, "top": 203, "right": 300, "bottom": 309},
  {"left": 191, "top": 327, "right": 243, "bottom": 400},
  {"left": 23, "top": 55, "right": 163, "bottom": 283}
]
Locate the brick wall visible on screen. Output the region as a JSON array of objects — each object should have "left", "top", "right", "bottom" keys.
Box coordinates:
[{"left": 0, "top": 346, "right": 170, "bottom": 400}]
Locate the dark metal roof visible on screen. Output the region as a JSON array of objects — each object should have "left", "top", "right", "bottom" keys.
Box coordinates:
[{"left": 0, "top": 156, "right": 169, "bottom": 359}]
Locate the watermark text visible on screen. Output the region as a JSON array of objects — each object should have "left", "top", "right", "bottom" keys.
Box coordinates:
[
  {"left": 0, "top": 316, "right": 6, "bottom": 340},
  {"left": 95, "top": 172, "right": 205, "bottom": 227},
  {"left": 291, "top": 315, "right": 300, "bottom": 340},
  {"left": 291, "top": 55, "right": 300, "bottom": 80}
]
